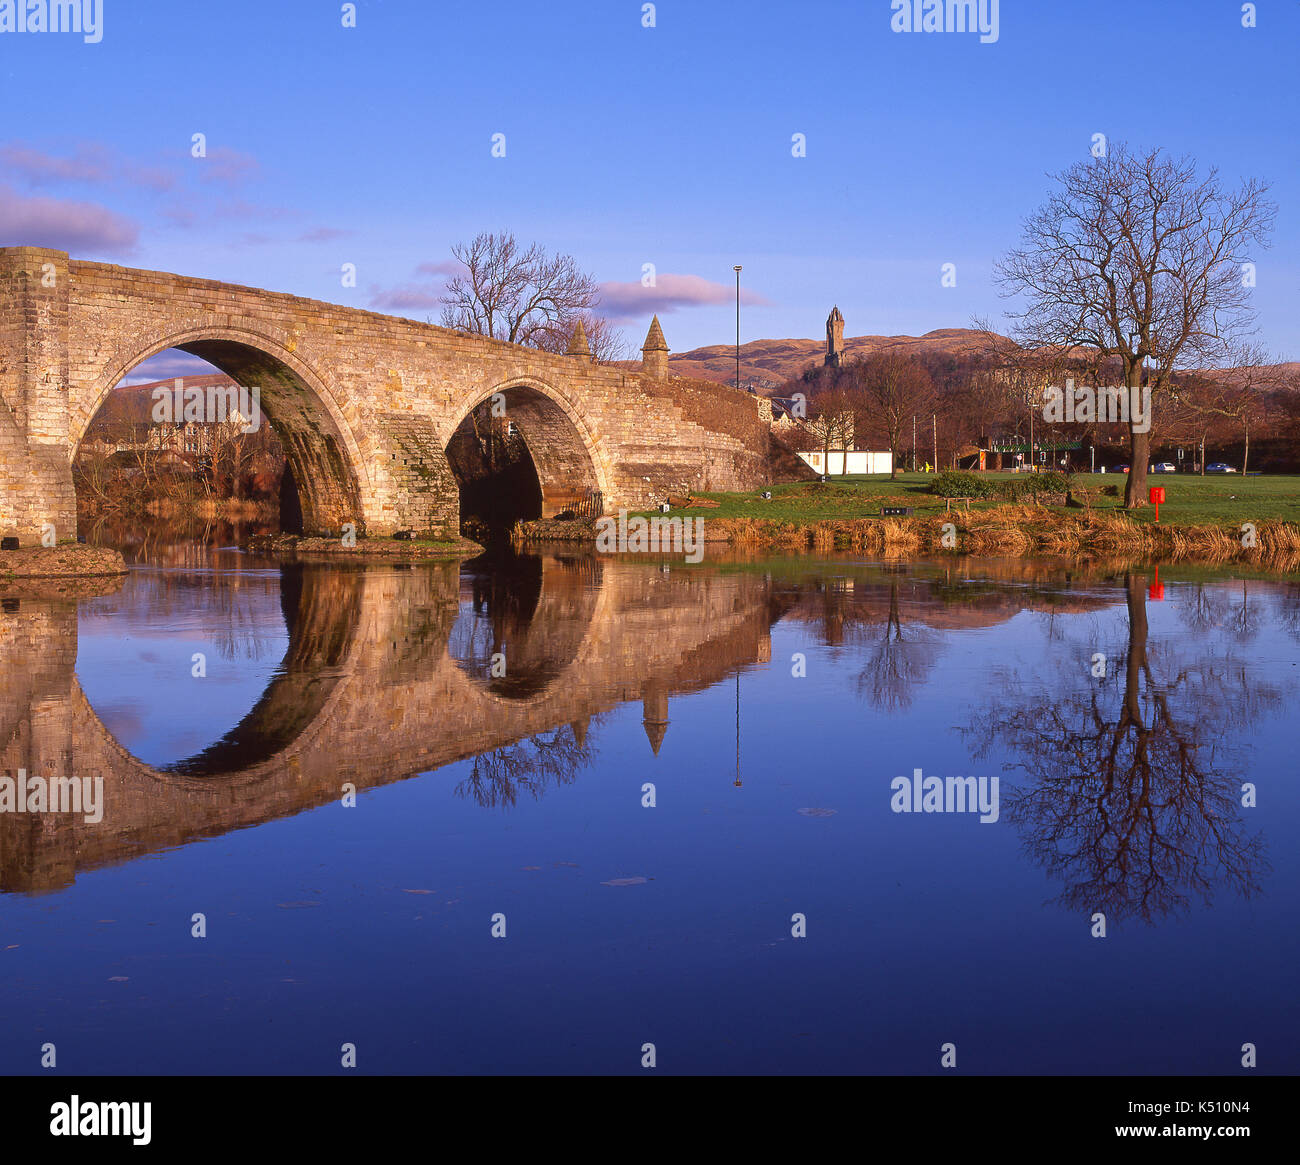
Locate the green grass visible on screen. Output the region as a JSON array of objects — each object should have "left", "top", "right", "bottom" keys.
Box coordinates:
[
  {"left": 641, "top": 472, "right": 1300, "bottom": 529},
  {"left": 1089, "top": 473, "right": 1300, "bottom": 525}
]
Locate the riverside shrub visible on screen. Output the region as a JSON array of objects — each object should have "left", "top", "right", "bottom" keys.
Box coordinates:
[
  {"left": 929, "top": 470, "right": 998, "bottom": 498},
  {"left": 998, "top": 472, "right": 1074, "bottom": 501}
]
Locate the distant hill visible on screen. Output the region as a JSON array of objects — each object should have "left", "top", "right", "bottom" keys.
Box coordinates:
[
  {"left": 1199, "top": 362, "right": 1300, "bottom": 387},
  {"left": 667, "top": 330, "right": 1299, "bottom": 393},
  {"left": 667, "top": 328, "right": 1004, "bottom": 391}
]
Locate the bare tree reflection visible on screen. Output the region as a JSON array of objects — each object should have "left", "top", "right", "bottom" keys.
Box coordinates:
[
  {"left": 854, "top": 580, "right": 939, "bottom": 712},
  {"left": 454, "top": 723, "right": 594, "bottom": 808},
  {"left": 965, "top": 573, "right": 1277, "bottom": 924},
  {"left": 1280, "top": 584, "right": 1300, "bottom": 642},
  {"left": 1175, "top": 579, "right": 1262, "bottom": 643}
]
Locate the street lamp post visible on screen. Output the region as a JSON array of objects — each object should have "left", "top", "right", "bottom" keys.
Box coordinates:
[
  {"left": 1029, "top": 397, "right": 1034, "bottom": 473},
  {"left": 733, "top": 265, "right": 743, "bottom": 391}
]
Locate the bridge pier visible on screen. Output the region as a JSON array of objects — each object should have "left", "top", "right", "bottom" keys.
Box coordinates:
[
  {"left": 366, "top": 414, "right": 461, "bottom": 538},
  {"left": 0, "top": 249, "right": 78, "bottom": 545}
]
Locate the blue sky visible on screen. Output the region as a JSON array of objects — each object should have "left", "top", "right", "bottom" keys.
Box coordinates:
[{"left": 2, "top": 0, "right": 1296, "bottom": 365}]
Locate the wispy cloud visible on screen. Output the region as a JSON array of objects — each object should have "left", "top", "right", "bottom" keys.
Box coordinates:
[
  {"left": 122, "top": 161, "right": 176, "bottom": 193},
  {"left": 160, "top": 204, "right": 197, "bottom": 228},
  {"left": 0, "top": 141, "right": 176, "bottom": 192},
  {"left": 298, "top": 226, "right": 355, "bottom": 243},
  {"left": 0, "top": 142, "right": 111, "bottom": 185},
  {"left": 367, "top": 261, "right": 462, "bottom": 312},
  {"left": 0, "top": 185, "right": 137, "bottom": 255},
  {"left": 369, "top": 284, "right": 444, "bottom": 312},
  {"left": 198, "top": 146, "right": 260, "bottom": 186},
  {"left": 415, "top": 259, "right": 465, "bottom": 279},
  {"left": 365, "top": 267, "right": 765, "bottom": 322},
  {"left": 209, "top": 197, "right": 299, "bottom": 223},
  {"left": 598, "top": 273, "right": 770, "bottom": 322}
]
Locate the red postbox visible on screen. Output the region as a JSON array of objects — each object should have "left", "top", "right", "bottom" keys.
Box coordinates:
[{"left": 1148, "top": 485, "right": 1166, "bottom": 521}]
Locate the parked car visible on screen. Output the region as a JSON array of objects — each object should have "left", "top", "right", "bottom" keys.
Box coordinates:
[
  {"left": 1151, "top": 462, "right": 1177, "bottom": 473},
  {"left": 1206, "top": 463, "right": 1238, "bottom": 473}
]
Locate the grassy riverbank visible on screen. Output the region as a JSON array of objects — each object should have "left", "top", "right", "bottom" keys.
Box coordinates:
[
  {"left": 696, "top": 508, "right": 1300, "bottom": 569},
  {"left": 662, "top": 472, "right": 1300, "bottom": 527},
  {"left": 512, "top": 472, "right": 1300, "bottom": 568}
]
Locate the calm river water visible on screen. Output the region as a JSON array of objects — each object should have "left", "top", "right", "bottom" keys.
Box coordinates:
[{"left": 1, "top": 536, "right": 1297, "bottom": 1075}]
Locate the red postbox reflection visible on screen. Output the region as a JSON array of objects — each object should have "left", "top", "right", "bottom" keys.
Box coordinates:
[{"left": 1149, "top": 564, "right": 1165, "bottom": 601}]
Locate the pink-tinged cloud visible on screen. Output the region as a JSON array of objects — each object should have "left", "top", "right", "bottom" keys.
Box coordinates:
[
  {"left": 0, "top": 185, "right": 137, "bottom": 255},
  {"left": 415, "top": 259, "right": 465, "bottom": 279},
  {"left": 369, "top": 284, "right": 444, "bottom": 312},
  {"left": 161, "top": 204, "right": 197, "bottom": 228},
  {"left": 199, "top": 147, "right": 259, "bottom": 186},
  {"left": 122, "top": 162, "right": 176, "bottom": 193},
  {"left": 0, "top": 142, "right": 177, "bottom": 193},
  {"left": 598, "top": 273, "right": 770, "bottom": 322},
  {"left": 0, "top": 142, "right": 112, "bottom": 185},
  {"left": 298, "top": 227, "right": 355, "bottom": 243},
  {"left": 210, "top": 197, "right": 298, "bottom": 222},
  {"left": 368, "top": 263, "right": 461, "bottom": 311}
]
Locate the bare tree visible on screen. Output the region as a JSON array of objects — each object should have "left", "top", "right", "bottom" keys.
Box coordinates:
[
  {"left": 806, "top": 384, "right": 855, "bottom": 477},
  {"left": 439, "top": 231, "right": 604, "bottom": 350},
  {"left": 847, "top": 351, "right": 937, "bottom": 479},
  {"left": 995, "top": 144, "right": 1275, "bottom": 507},
  {"left": 1167, "top": 344, "right": 1286, "bottom": 473}
]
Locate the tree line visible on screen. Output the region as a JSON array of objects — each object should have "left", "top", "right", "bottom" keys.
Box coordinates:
[
  {"left": 785, "top": 141, "right": 1295, "bottom": 496},
  {"left": 785, "top": 340, "right": 1300, "bottom": 480}
]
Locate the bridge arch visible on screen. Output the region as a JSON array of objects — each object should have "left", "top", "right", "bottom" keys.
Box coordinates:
[
  {"left": 445, "top": 375, "right": 612, "bottom": 524},
  {"left": 449, "top": 552, "right": 606, "bottom": 700},
  {"left": 73, "top": 323, "right": 369, "bottom": 536},
  {"left": 54, "top": 553, "right": 620, "bottom": 855}
]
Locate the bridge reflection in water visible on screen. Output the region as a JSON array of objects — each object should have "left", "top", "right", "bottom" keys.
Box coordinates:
[{"left": 0, "top": 553, "right": 776, "bottom": 894}]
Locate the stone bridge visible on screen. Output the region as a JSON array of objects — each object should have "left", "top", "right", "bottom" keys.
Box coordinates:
[
  {"left": 0, "top": 557, "right": 776, "bottom": 894},
  {"left": 0, "top": 247, "right": 773, "bottom": 542}
]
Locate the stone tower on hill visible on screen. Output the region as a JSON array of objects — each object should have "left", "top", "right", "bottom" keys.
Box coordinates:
[{"left": 825, "top": 306, "right": 844, "bottom": 367}]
